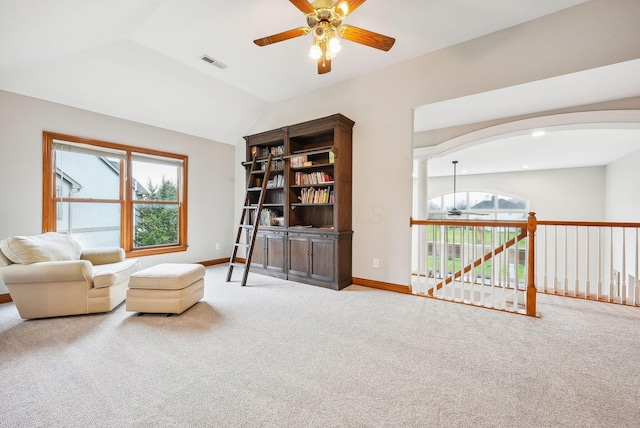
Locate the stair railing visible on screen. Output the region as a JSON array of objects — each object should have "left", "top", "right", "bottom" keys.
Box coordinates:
[
  {"left": 410, "top": 212, "right": 538, "bottom": 316},
  {"left": 536, "top": 220, "right": 640, "bottom": 306},
  {"left": 412, "top": 214, "right": 640, "bottom": 315}
]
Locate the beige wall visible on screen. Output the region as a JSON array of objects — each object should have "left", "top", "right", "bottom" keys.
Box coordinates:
[
  {"left": 428, "top": 166, "right": 607, "bottom": 222},
  {"left": 0, "top": 90, "right": 236, "bottom": 294},
  {"left": 237, "top": 0, "right": 640, "bottom": 286},
  {"left": 606, "top": 148, "right": 640, "bottom": 221}
]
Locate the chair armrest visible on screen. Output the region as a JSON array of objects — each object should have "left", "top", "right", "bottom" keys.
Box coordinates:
[
  {"left": 81, "top": 248, "right": 125, "bottom": 265},
  {"left": 0, "top": 260, "right": 93, "bottom": 285}
]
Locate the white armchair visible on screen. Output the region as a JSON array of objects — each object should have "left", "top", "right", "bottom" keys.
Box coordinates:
[{"left": 0, "top": 233, "right": 140, "bottom": 319}]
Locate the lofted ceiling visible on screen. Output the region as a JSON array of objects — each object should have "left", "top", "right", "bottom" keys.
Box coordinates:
[
  {"left": 415, "top": 59, "right": 640, "bottom": 177},
  {"left": 0, "top": 0, "right": 592, "bottom": 145}
]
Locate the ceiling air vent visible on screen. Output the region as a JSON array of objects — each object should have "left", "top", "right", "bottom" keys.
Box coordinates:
[{"left": 200, "top": 54, "right": 228, "bottom": 70}]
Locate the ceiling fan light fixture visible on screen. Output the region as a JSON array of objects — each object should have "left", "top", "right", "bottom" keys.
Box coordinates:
[
  {"left": 309, "top": 44, "right": 322, "bottom": 59},
  {"left": 336, "top": 1, "right": 349, "bottom": 17},
  {"left": 329, "top": 37, "right": 342, "bottom": 54},
  {"left": 329, "top": 36, "right": 341, "bottom": 53}
]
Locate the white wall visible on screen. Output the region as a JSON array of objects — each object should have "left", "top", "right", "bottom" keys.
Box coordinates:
[
  {"left": 428, "top": 167, "right": 606, "bottom": 222},
  {"left": 0, "top": 90, "right": 236, "bottom": 294},
  {"left": 606, "top": 148, "right": 640, "bottom": 222},
  {"left": 237, "top": 0, "right": 640, "bottom": 286}
]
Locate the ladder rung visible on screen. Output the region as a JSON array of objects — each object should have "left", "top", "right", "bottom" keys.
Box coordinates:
[
  {"left": 242, "top": 206, "right": 258, "bottom": 210},
  {"left": 234, "top": 243, "right": 250, "bottom": 248},
  {"left": 239, "top": 224, "right": 254, "bottom": 229}
]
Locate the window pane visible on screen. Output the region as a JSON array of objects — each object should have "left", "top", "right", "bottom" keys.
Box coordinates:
[
  {"left": 133, "top": 203, "right": 179, "bottom": 248},
  {"left": 56, "top": 151, "right": 121, "bottom": 199},
  {"left": 497, "top": 195, "right": 527, "bottom": 209},
  {"left": 132, "top": 157, "right": 180, "bottom": 201},
  {"left": 444, "top": 193, "right": 467, "bottom": 210},
  {"left": 427, "top": 196, "right": 442, "bottom": 211},
  {"left": 56, "top": 202, "right": 121, "bottom": 248},
  {"left": 469, "top": 192, "right": 494, "bottom": 210}
]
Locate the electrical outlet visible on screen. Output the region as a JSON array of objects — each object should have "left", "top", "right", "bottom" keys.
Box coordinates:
[
  {"left": 373, "top": 258, "right": 379, "bottom": 268},
  {"left": 215, "top": 243, "right": 220, "bottom": 250}
]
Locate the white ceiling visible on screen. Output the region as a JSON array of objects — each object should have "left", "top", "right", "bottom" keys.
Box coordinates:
[
  {"left": 415, "top": 59, "right": 640, "bottom": 177},
  {"left": 425, "top": 126, "right": 640, "bottom": 177},
  {"left": 0, "top": 0, "right": 591, "bottom": 145}
]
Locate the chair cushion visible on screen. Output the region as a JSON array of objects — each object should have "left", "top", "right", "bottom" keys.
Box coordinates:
[
  {"left": 93, "top": 259, "right": 141, "bottom": 288},
  {"left": 0, "top": 233, "right": 83, "bottom": 265}
]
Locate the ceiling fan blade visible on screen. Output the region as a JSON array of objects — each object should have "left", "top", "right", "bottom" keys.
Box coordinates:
[
  {"left": 338, "top": 25, "right": 395, "bottom": 51},
  {"left": 254, "top": 27, "right": 311, "bottom": 46},
  {"left": 289, "top": 0, "right": 315, "bottom": 15},
  {"left": 318, "top": 56, "right": 331, "bottom": 74}
]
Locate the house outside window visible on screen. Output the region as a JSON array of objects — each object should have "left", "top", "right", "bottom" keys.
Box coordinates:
[
  {"left": 43, "top": 132, "right": 188, "bottom": 256},
  {"left": 427, "top": 191, "right": 528, "bottom": 220}
]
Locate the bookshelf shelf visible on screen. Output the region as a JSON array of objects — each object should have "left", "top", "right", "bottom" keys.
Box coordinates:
[{"left": 243, "top": 114, "right": 353, "bottom": 290}]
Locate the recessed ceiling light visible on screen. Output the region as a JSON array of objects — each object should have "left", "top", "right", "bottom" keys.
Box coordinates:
[
  {"left": 522, "top": 165, "right": 529, "bottom": 169},
  {"left": 532, "top": 130, "right": 545, "bottom": 137}
]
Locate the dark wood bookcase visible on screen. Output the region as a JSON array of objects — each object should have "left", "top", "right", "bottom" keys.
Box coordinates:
[{"left": 243, "top": 114, "right": 354, "bottom": 290}]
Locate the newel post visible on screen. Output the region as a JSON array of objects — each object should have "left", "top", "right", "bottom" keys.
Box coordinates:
[{"left": 526, "top": 212, "right": 537, "bottom": 316}]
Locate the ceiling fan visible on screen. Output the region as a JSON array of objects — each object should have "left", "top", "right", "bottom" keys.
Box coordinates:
[
  {"left": 253, "top": 0, "right": 395, "bottom": 74},
  {"left": 448, "top": 160, "right": 488, "bottom": 218}
]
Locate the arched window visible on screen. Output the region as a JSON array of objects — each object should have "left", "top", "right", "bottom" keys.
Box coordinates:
[{"left": 427, "top": 191, "right": 528, "bottom": 220}]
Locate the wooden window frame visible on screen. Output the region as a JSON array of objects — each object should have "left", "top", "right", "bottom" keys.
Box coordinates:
[{"left": 42, "top": 132, "right": 188, "bottom": 257}]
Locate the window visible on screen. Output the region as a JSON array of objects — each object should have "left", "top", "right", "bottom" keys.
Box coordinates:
[
  {"left": 427, "top": 191, "right": 528, "bottom": 220},
  {"left": 43, "top": 132, "right": 188, "bottom": 256}
]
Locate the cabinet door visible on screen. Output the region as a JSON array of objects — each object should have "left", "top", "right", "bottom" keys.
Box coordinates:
[
  {"left": 287, "top": 235, "right": 309, "bottom": 278},
  {"left": 249, "top": 233, "right": 265, "bottom": 268},
  {"left": 265, "top": 232, "right": 285, "bottom": 273},
  {"left": 310, "top": 237, "right": 335, "bottom": 282}
]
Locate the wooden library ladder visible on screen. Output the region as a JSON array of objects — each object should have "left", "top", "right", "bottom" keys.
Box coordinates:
[{"left": 226, "top": 153, "right": 273, "bottom": 286}]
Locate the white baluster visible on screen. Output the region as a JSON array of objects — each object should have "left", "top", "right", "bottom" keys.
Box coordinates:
[
  {"left": 586, "top": 227, "right": 591, "bottom": 298},
  {"left": 598, "top": 227, "right": 603, "bottom": 300},
  {"left": 564, "top": 226, "right": 569, "bottom": 295},
  {"left": 554, "top": 226, "right": 558, "bottom": 294},
  {"left": 574, "top": 226, "right": 580, "bottom": 297},
  {"left": 622, "top": 228, "right": 627, "bottom": 305},
  {"left": 609, "top": 227, "right": 614, "bottom": 303},
  {"left": 543, "top": 226, "right": 548, "bottom": 293}
]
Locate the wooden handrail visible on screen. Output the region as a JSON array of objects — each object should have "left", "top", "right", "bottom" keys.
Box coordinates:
[
  {"left": 537, "top": 220, "right": 640, "bottom": 227},
  {"left": 411, "top": 217, "right": 527, "bottom": 228}
]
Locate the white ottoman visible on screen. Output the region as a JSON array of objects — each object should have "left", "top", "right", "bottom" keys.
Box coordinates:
[{"left": 126, "top": 263, "right": 205, "bottom": 314}]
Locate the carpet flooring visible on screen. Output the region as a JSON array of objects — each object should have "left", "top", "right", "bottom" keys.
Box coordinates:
[{"left": 1, "top": 265, "right": 639, "bottom": 427}]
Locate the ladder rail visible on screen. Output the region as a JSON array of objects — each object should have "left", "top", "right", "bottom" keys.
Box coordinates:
[
  {"left": 226, "top": 153, "right": 273, "bottom": 285},
  {"left": 227, "top": 157, "right": 257, "bottom": 275}
]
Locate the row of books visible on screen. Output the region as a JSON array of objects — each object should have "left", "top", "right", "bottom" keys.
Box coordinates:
[
  {"left": 297, "top": 187, "right": 334, "bottom": 204},
  {"left": 251, "top": 145, "right": 284, "bottom": 158},
  {"left": 267, "top": 174, "right": 284, "bottom": 188},
  {"left": 290, "top": 155, "right": 311, "bottom": 168},
  {"left": 294, "top": 171, "right": 332, "bottom": 185},
  {"left": 254, "top": 209, "right": 284, "bottom": 227},
  {"left": 260, "top": 160, "right": 284, "bottom": 171}
]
